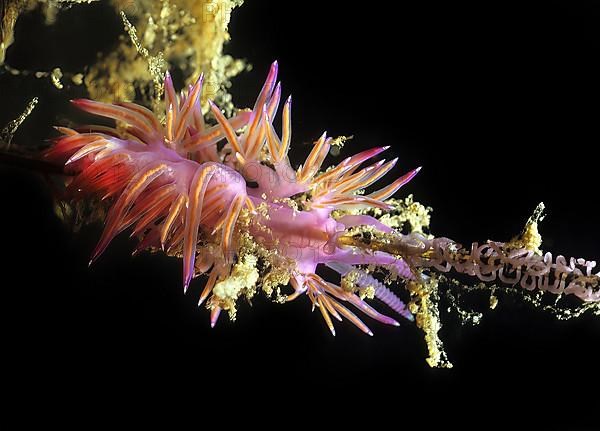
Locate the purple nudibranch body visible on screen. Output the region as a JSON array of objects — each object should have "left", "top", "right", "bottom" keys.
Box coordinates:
[
  {"left": 47, "top": 60, "right": 599, "bottom": 341},
  {"left": 46, "top": 61, "right": 420, "bottom": 335}
]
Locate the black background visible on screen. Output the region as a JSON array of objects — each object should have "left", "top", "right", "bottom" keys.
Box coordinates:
[{"left": 1, "top": 1, "right": 599, "bottom": 426}]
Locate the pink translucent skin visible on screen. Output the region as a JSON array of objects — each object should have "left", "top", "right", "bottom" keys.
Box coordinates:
[
  {"left": 46, "top": 61, "right": 419, "bottom": 333},
  {"left": 248, "top": 200, "right": 413, "bottom": 278}
]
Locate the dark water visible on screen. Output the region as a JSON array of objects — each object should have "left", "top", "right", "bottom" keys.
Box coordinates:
[{"left": 1, "top": 1, "right": 598, "bottom": 426}]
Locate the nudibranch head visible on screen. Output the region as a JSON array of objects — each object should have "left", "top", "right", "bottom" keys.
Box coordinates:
[{"left": 46, "top": 61, "right": 420, "bottom": 334}]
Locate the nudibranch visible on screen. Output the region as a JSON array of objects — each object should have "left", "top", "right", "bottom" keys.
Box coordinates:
[
  {"left": 46, "top": 61, "right": 420, "bottom": 334},
  {"left": 44, "top": 59, "right": 600, "bottom": 364}
]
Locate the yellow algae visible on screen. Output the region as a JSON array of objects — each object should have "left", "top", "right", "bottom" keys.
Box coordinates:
[
  {"left": 86, "top": 0, "right": 246, "bottom": 116},
  {"left": 379, "top": 195, "right": 432, "bottom": 234},
  {"left": 505, "top": 202, "right": 544, "bottom": 254},
  {"left": 212, "top": 254, "right": 259, "bottom": 320},
  {"left": 407, "top": 277, "right": 452, "bottom": 368}
]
